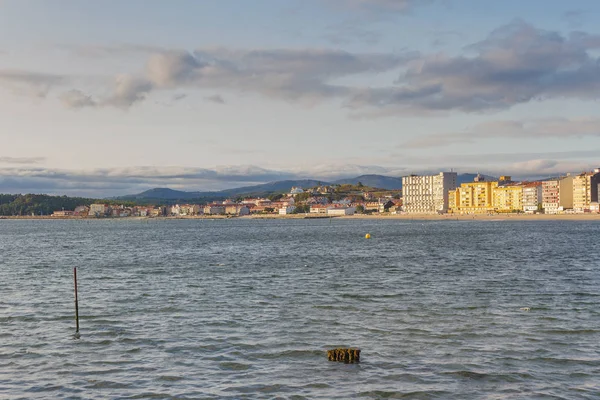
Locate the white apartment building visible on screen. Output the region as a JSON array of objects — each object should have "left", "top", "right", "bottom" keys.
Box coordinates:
[
  {"left": 401, "top": 172, "right": 457, "bottom": 214},
  {"left": 522, "top": 183, "right": 542, "bottom": 213},
  {"left": 279, "top": 205, "right": 296, "bottom": 215}
]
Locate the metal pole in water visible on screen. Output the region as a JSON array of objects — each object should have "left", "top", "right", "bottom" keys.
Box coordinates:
[{"left": 74, "top": 267, "right": 79, "bottom": 333}]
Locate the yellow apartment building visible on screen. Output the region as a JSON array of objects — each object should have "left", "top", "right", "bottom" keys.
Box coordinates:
[
  {"left": 493, "top": 184, "right": 523, "bottom": 212},
  {"left": 448, "top": 178, "right": 498, "bottom": 213}
]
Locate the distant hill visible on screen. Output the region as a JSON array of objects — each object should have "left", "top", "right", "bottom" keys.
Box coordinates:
[
  {"left": 130, "top": 188, "right": 204, "bottom": 200},
  {"left": 218, "top": 180, "right": 325, "bottom": 197},
  {"left": 116, "top": 179, "right": 328, "bottom": 202},
  {"left": 333, "top": 174, "right": 402, "bottom": 190},
  {"left": 116, "top": 173, "right": 498, "bottom": 203}
]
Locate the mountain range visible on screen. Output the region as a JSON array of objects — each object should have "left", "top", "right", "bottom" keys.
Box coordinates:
[{"left": 116, "top": 173, "right": 495, "bottom": 202}]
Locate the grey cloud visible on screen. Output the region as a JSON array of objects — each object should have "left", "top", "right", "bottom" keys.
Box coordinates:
[
  {"left": 61, "top": 75, "right": 153, "bottom": 109},
  {"left": 562, "top": 10, "right": 585, "bottom": 29},
  {"left": 0, "top": 156, "right": 45, "bottom": 164},
  {"left": 61, "top": 43, "right": 168, "bottom": 58},
  {"left": 2, "top": 157, "right": 598, "bottom": 197},
  {"left": 103, "top": 74, "right": 153, "bottom": 108},
  {"left": 402, "top": 117, "right": 600, "bottom": 148},
  {"left": 0, "top": 164, "right": 407, "bottom": 197},
  {"left": 172, "top": 93, "right": 187, "bottom": 101},
  {"left": 323, "top": 20, "right": 382, "bottom": 45},
  {"left": 0, "top": 70, "right": 64, "bottom": 98},
  {"left": 59, "top": 89, "right": 96, "bottom": 108},
  {"left": 60, "top": 47, "right": 416, "bottom": 109},
  {"left": 392, "top": 149, "right": 600, "bottom": 168},
  {"left": 331, "top": 0, "right": 433, "bottom": 12},
  {"left": 205, "top": 94, "right": 225, "bottom": 104},
  {"left": 146, "top": 51, "right": 204, "bottom": 87},
  {"left": 23, "top": 19, "right": 600, "bottom": 115},
  {"left": 350, "top": 20, "right": 600, "bottom": 114}
]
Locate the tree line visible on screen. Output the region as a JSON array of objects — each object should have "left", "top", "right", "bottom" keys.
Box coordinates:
[{"left": 0, "top": 194, "right": 134, "bottom": 216}]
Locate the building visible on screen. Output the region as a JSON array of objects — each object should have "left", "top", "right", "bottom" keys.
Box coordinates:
[
  {"left": 542, "top": 176, "right": 573, "bottom": 214},
  {"left": 522, "top": 182, "right": 542, "bottom": 213},
  {"left": 310, "top": 205, "right": 329, "bottom": 214},
  {"left": 73, "top": 205, "right": 89, "bottom": 216},
  {"left": 402, "top": 172, "right": 457, "bottom": 214},
  {"left": 290, "top": 187, "right": 304, "bottom": 194},
  {"left": 89, "top": 203, "right": 109, "bottom": 217},
  {"left": 204, "top": 204, "right": 225, "bottom": 215},
  {"left": 448, "top": 175, "right": 498, "bottom": 214},
  {"left": 327, "top": 207, "right": 356, "bottom": 216},
  {"left": 573, "top": 169, "right": 600, "bottom": 213},
  {"left": 225, "top": 204, "right": 250, "bottom": 215},
  {"left": 52, "top": 210, "right": 74, "bottom": 217},
  {"left": 493, "top": 184, "right": 523, "bottom": 213},
  {"left": 279, "top": 205, "right": 296, "bottom": 215},
  {"left": 150, "top": 207, "right": 166, "bottom": 217}
]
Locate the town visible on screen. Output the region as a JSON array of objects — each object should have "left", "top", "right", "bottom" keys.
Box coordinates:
[
  {"left": 49, "top": 168, "right": 600, "bottom": 218},
  {"left": 50, "top": 184, "right": 401, "bottom": 218}
]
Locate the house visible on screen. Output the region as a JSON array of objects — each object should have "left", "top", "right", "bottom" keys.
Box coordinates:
[
  {"left": 279, "top": 205, "right": 296, "bottom": 215},
  {"left": 310, "top": 205, "right": 329, "bottom": 214},
  {"left": 225, "top": 204, "right": 250, "bottom": 215},
  {"left": 290, "top": 187, "right": 304, "bottom": 194},
  {"left": 204, "top": 204, "right": 225, "bottom": 215},
  {"left": 89, "top": 203, "right": 109, "bottom": 217},
  {"left": 52, "top": 210, "right": 74, "bottom": 217},
  {"left": 327, "top": 207, "right": 356, "bottom": 216},
  {"left": 150, "top": 207, "right": 165, "bottom": 217},
  {"left": 73, "top": 205, "right": 89, "bottom": 216},
  {"left": 378, "top": 200, "right": 395, "bottom": 213}
]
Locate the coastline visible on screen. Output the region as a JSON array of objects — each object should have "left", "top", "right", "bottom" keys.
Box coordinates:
[{"left": 2, "top": 213, "right": 600, "bottom": 221}]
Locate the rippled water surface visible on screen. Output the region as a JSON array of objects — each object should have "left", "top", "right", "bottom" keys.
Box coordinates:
[{"left": 1, "top": 218, "right": 599, "bottom": 399}]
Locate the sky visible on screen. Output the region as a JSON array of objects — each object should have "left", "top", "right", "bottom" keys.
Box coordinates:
[{"left": 1, "top": 0, "right": 600, "bottom": 197}]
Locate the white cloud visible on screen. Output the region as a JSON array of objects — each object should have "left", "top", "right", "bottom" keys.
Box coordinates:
[{"left": 402, "top": 117, "right": 600, "bottom": 148}]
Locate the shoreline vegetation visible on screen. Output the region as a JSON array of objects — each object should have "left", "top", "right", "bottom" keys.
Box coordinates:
[{"left": 2, "top": 213, "right": 600, "bottom": 221}]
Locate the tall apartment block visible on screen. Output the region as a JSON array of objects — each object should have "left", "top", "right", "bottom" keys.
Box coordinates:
[{"left": 401, "top": 172, "right": 457, "bottom": 214}]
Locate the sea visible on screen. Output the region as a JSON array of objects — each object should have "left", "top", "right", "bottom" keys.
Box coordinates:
[{"left": 1, "top": 218, "right": 599, "bottom": 399}]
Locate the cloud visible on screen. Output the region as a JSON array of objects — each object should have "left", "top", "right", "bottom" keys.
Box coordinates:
[
  {"left": 146, "top": 51, "right": 205, "bottom": 87},
  {"left": 59, "top": 89, "right": 96, "bottom": 108},
  {"left": 103, "top": 74, "right": 153, "bottom": 108},
  {"left": 205, "top": 94, "right": 225, "bottom": 104},
  {"left": 402, "top": 117, "right": 600, "bottom": 148},
  {"left": 1, "top": 157, "right": 598, "bottom": 197},
  {"left": 59, "top": 74, "right": 153, "bottom": 109},
  {"left": 322, "top": 20, "right": 382, "bottom": 45},
  {"left": 349, "top": 19, "right": 600, "bottom": 114},
  {"left": 0, "top": 156, "right": 46, "bottom": 164},
  {"left": 330, "top": 0, "right": 433, "bottom": 13},
  {"left": 60, "top": 47, "right": 416, "bottom": 109},
  {"left": 0, "top": 163, "right": 407, "bottom": 197},
  {"left": 0, "top": 70, "right": 64, "bottom": 98},
  {"left": 13, "top": 19, "right": 600, "bottom": 116},
  {"left": 562, "top": 10, "right": 586, "bottom": 29}
]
